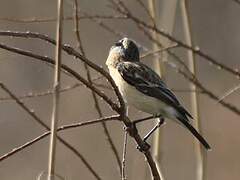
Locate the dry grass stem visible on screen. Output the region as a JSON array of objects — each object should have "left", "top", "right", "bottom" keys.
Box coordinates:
[
  {"left": 47, "top": 1, "right": 64, "bottom": 179},
  {"left": 180, "top": 1, "right": 205, "bottom": 179}
]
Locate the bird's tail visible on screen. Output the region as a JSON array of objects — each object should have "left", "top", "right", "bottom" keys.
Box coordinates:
[{"left": 177, "top": 116, "right": 211, "bottom": 150}]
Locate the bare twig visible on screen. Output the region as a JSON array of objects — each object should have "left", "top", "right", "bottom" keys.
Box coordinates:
[
  {"left": 80, "top": 3, "right": 161, "bottom": 176},
  {"left": 0, "top": 15, "right": 127, "bottom": 23},
  {"left": 0, "top": 83, "right": 79, "bottom": 101},
  {"left": 121, "top": 131, "right": 128, "bottom": 180},
  {"left": 0, "top": 32, "right": 161, "bottom": 179},
  {"left": 140, "top": 43, "right": 178, "bottom": 59},
  {"left": 0, "top": 84, "right": 204, "bottom": 102},
  {"left": 0, "top": 82, "right": 103, "bottom": 180},
  {"left": 166, "top": 57, "right": 240, "bottom": 116},
  {"left": 1, "top": 31, "right": 239, "bottom": 116},
  {"left": 0, "top": 76, "right": 105, "bottom": 101},
  {"left": 0, "top": 31, "right": 125, "bottom": 111},
  {"left": 0, "top": 115, "right": 120, "bottom": 162},
  {"left": 1, "top": 28, "right": 239, "bottom": 180},
  {"left": 0, "top": 30, "right": 125, "bottom": 113},
  {"left": 111, "top": 0, "right": 240, "bottom": 79},
  {"left": 73, "top": 1, "right": 122, "bottom": 173},
  {"left": 217, "top": 84, "right": 240, "bottom": 103},
  {"left": 0, "top": 42, "right": 119, "bottom": 112},
  {"left": 102, "top": 3, "right": 240, "bottom": 118}
]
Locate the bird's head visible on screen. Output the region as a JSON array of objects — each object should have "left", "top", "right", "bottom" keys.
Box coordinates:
[{"left": 106, "top": 37, "right": 140, "bottom": 67}]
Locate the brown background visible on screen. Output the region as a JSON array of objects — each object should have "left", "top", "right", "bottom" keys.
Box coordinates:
[{"left": 0, "top": 0, "right": 239, "bottom": 180}]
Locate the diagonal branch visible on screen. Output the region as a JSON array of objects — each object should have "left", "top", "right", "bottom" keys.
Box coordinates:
[
  {"left": 0, "top": 82, "right": 102, "bottom": 180},
  {"left": 167, "top": 54, "right": 240, "bottom": 116},
  {"left": 0, "top": 42, "right": 119, "bottom": 112},
  {"left": 111, "top": 0, "right": 240, "bottom": 79},
  {"left": 0, "top": 30, "right": 162, "bottom": 180},
  {"left": 0, "top": 30, "right": 125, "bottom": 113},
  {"left": 105, "top": 5, "right": 240, "bottom": 117},
  {"left": 0, "top": 115, "right": 120, "bottom": 163},
  {"left": 73, "top": 0, "right": 121, "bottom": 173}
]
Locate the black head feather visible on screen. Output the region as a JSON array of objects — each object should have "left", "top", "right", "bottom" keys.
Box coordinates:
[{"left": 113, "top": 37, "right": 140, "bottom": 62}]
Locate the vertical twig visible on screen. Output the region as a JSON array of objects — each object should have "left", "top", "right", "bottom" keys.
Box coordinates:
[
  {"left": 121, "top": 131, "right": 128, "bottom": 180},
  {"left": 73, "top": 0, "right": 122, "bottom": 174},
  {"left": 48, "top": 0, "right": 63, "bottom": 179},
  {"left": 180, "top": 1, "right": 205, "bottom": 180}
]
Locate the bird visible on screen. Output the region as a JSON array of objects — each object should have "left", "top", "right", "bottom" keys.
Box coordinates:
[{"left": 106, "top": 37, "right": 211, "bottom": 150}]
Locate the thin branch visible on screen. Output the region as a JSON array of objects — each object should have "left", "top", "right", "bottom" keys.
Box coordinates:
[
  {"left": 217, "top": 84, "right": 240, "bottom": 103},
  {"left": 166, "top": 56, "right": 240, "bottom": 116},
  {"left": 0, "top": 82, "right": 103, "bottom": 180},
  {"left": 0, "top": 42, "right": 119, "bottom": 112},
  {"left": 140, "top": 43, "right": 178, "bottom": 59},
  {"left": 73, "top": 0, "right": 122, "bottom": 173},
  {"left": 0, "top": 30, "right": 125, "bottom": 113},
  {"left": 0, "top": 76, "right": 106, "bottom": 101},
  {"left": 111, "top": 0, "right": 240, "bottom": 79},
  {"left": 121, "top": 131, "right": 128, "bottom": 180},
  {"left": 0, "top": 83, "right": 50, "bottom": 128},
  {"left": 0, "top": 84, "right": 79, "bottom": 101},
  {"left": 0, "top": 115, "right": 120, "bottom": 162},
  {"left": 0, "top": 15, "right": 127, "bottom": 23},
  {"left": 0, "top": 29, "right": 224, "bottom": 180},
  {"left": 103, "top": 3, "right": 240, "bottom": 117},
  {"left": 0, "top": 20, "right": 160, "bottom": 180},
  {"left": 0, "top": 84, "right": 204, "bottom": 102}
]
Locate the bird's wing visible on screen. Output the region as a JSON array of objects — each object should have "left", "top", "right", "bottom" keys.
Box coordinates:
[
  {"left": 116, "top": 61, "right": 212, "bottom": 150},
  {"left": 117, "top": 61, "right": 193, "bottom": 119}
]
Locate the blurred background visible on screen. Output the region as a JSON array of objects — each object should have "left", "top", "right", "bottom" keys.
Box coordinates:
[{"left": 0, "top": 0, "right": 240, "bottom": 180}]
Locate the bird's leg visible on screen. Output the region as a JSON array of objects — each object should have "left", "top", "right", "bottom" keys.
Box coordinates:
[
  {"left": 136, "top": 116, "right": 164, "bottom": 152},
  {"left": 143, "top": 117, "right": 165, "bottom": 142}
]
